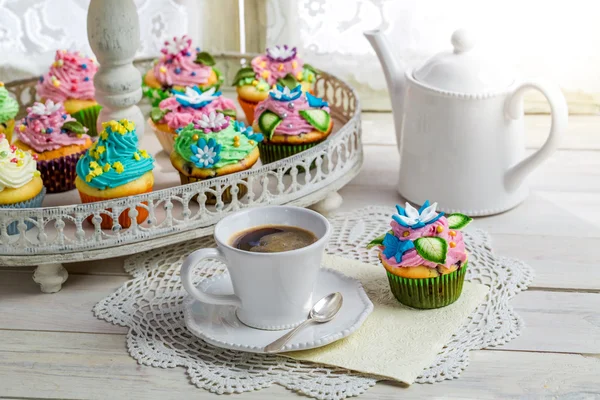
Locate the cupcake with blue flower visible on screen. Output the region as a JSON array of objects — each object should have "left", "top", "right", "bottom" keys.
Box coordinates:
[
  {"left": 149, "top": 86, "right": 237, "bottom": 155},
  {"left": 367, "top": 201, "right": 473, "bottom": 309},
  {"left": 252, "top": 84, "right": 332, "bottom": 164},
  {"left": 170, "top": 111, "right": 262, "bottom": 204},
  {"left": 233, "top": 45, "right": 318, "bottom": 124}
]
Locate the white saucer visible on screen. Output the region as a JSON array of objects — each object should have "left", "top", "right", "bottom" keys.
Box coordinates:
[{"left": 183, "top": 268, "right": 373, "bottom": 353}]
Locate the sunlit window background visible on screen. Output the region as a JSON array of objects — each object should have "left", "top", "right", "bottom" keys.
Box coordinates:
[{"left": 1, "top": 0, "right": 597, "bottom": 113}]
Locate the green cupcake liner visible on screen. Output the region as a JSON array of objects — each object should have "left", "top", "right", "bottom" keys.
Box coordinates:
[
  {"left": 179, "top": 173, "right": 248, "bottom": 205},
  {"left": 71, "top": 105, "right": 102, "bottom": 137},
  {"left": 1, "top": 187, "right": 46, "bottom": 235},
  {"left": 258, "top": 141, "right": 323, "bottom": 171},
  {"left": 386, "top": 262, "right": 468, "bottom": 309}
]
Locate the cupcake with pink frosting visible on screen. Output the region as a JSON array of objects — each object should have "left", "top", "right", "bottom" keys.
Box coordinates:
[
  {"left": 14, "top": 100, "right": 92, "bottom": 193},
  {"left": 367, "top": 201, "right": 473, "bottom": 309},
  {"left": 148, "top": 86, "right": 236, "bottom": 154},
  {"left": 233, "top": 45, "right": 318, "bottom": 123},
  {"left": 143, "top": 35, "right": 223, "bottom": 107},
  {"left": 252, "top": 84, "right": 332, "bottom": 164},
  {"left": 36, "top": 50, "right": 100, "bottom": 136}
]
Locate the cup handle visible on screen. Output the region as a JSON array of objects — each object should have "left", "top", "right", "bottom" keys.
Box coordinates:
[
  {"left": 504, "top": 79, "right": 568, "bottom": 192},
  {"left": 180, "top": 248, "right": 242, "bottom": 307}
]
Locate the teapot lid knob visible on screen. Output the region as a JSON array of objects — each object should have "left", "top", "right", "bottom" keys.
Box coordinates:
[{"left": 451, "top": 29, "right": 475, "bottom": 54}]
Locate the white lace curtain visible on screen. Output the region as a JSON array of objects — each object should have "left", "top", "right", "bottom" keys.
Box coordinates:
[
  {"left": 267, "top": 0, "right": 600, "bottom": 113},
  {"left": 2, "top": 0, "right": 598, "bottom": 113},
  {"left": 0, "top": 0, "right": 188, "bottom": 81}
]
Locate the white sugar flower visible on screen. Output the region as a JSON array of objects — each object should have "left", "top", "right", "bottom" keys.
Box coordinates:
[
  {"left": 266, "top": 45, "right": 297, "bottom": 61},
  {"left": 31, "top": 100, "right": 61, "bottom": 116},
  {"left": 198, "top": 111, "right": 227, "bottom": 130},
  {"left": 271, "top": 86, "right": 291, "bottom": 100},
  {"left": 396, "top": 202, "right": 440, "bottom": 227},
  {"left": 193, "top": 145, "right": 218, "bottom": 167},
  {"left": 165, "top": 36, "right": 190, "bottom": 56},
  {"left": 175, "top": 87, "right": 218, "bottom": 107}
]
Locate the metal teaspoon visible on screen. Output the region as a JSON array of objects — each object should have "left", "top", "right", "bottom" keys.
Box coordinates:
[{"left": 263, "top": 292, "right": 343, "bottom": 353}]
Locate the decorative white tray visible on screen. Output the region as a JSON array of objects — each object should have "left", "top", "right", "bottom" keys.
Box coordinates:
[{"left": 0, "top": 54, "right": 363, "bottom": 292}]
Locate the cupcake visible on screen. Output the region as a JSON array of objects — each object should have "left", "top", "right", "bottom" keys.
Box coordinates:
[
  {"left": 252, "top": 84, "right": 332, "bottom": 164},
  {"left": 36, "top": 50, "right": 100, "bottom": 136},
  {"left": 367, "top": 201, "right": 473, "bottom": 309},
  {"left": 170, "top": 111, "right": 262, "bottom": 204},
  {"left": 0, "top": 82, "right": 18, "bottom": 143},
  {"left": 75, "top": 119, "right": 154, "bottom": 229},
  {"left": 233, "top": 45, "right": 318, "bottom": 124},
  {"left": 0, "top": 134, "right": 46, "bottom": 235},
  {"left": 14, "top": 100, "right": 91, "bottom": 193},
  {"left": 143, "top": 35, "right": 223, "bottom": 107},
  {"left": 149, "top": 86, "right": 236, "bottom": 154}
]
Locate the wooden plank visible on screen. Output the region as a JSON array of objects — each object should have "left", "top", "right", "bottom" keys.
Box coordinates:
[
  {"left": 199, "top": 0, "right": 241, "bottom": 52},
  {"left": 0, "top": 272, "right": 127, "bottom": 334},
  {"left": 361, "top": 113, "right": 600, "bottom": 150},
  {"left": 0, "top": 330, "right": 598, "bottom": 399},
  {"left": 1, "top": 270, "right": 598, "bottom": 353},
  {"left": 339, "top": 183, "right": 600, "bottom": 239},
  {"left": 501, "top": 291, "right": 600, "bottom": 354},
  {"left": 244, "top": 0, "right": 267, "bottom": 53},
  {"left": 354, "top": 144, "right": 600, "bottom": 194}
]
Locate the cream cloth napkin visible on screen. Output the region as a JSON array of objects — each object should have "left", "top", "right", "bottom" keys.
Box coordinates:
[{"left": 285, "top": 255, "right": 489, "bottom": 385}]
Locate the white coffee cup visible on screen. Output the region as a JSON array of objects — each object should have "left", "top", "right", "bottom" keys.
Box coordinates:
[{"left": 180, "top": 206, "right": 331, "bottom": 330}]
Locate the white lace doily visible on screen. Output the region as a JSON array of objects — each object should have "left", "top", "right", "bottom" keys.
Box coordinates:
[{"left": 94, "top": 206, "right": 534, "bottom": 399}]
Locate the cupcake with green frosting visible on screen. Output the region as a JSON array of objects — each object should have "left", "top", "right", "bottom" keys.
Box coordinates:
[
  {"left": 75, "top": 119, "right": 155, "bottom": 229},
  {"left": 170, "top": 111, "right": 262, "bottom": 204},
  {"left": 0, "top": 82, "right": 19, "bottom": 143}
]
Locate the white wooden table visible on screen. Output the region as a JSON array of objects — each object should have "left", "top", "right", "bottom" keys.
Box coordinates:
[{"left": 1, "top": 113, "right": 599, "bottom": 399}]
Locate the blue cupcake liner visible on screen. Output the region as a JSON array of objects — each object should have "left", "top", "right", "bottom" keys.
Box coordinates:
[{"left": 1, "top": 187, "right": 46, "bottom": 235}]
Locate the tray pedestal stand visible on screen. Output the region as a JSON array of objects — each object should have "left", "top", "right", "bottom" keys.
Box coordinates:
[{"left": 32, "top": 0, "right": 144, "bottom": 293}]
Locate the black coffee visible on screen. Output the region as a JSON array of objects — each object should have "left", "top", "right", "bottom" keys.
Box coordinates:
[{"left": 232, "top": 225, "right": 318, "bottom": 253}]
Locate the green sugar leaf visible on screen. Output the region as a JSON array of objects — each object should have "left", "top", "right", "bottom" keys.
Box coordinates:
[
  {"left": 195, "top": 51, "right": 216, "bottom": 66},
  {"left": 414, "top": 236, "right": 448, "bottom": 264},
  {"left": 299, "top": 109, "right": 330, "bottom": 132},
  {"left": 257, "top": 110, "right": 282, "bottom": 140},
  {"left": 277, "top": 73, "right": 299, "bottom": 90},
  {"left": 446, "top": 213, "right": 473, "bottom": 230},
  {"left": 150, "top": 107, "right": 169, "bottom": 123},
  {"left": 221, "top": 109, "right": 237, "bottom": 118},
  {"left": 232, "top": 67, "right": 256, "bottom": 86},
  {"left": 367, "top": 231, "right": 389, "bottom": 249},
  {"left": 303, "top": 63, "right": 318, "bottom": 74},
  {"left": 61, "top": 120, "right": 85, "bottom": 134}
]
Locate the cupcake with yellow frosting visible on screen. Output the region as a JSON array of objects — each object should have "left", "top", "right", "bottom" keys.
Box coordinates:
[
  {"left": 233, "top": 45, "right": 317, "bottom": 124},
  {"left": 170, "top": 111, "right": 262, "bottom": 204},
  {"left": 143, "top": 35, "right": 223, "bottom": 107},
  {"left": 0, "top": 134, "right": 46, "bottom": 235},
  {"left": 14, "top": 100, "right": 91, "bottom": 193},
  {"left": 75, "top": 119, "right": 154, "bottom": 229},
  {"left": 0, "top": 82, "right": 18, "bottom": 143},
  {"left": 368, "top": 201, "right": 472, "bottom": 309},
  {"left": 36, "top": 50, "right": 100, "bottom": 136}
]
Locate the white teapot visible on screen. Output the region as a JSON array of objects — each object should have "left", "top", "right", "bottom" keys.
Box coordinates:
[{"left": 365, "top": 29, "right": 568, "bottom": 215}]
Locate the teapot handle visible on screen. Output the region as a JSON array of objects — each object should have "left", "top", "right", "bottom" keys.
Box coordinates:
[{"left": 504, "top": 80, "right": 568, "bottom": 192}]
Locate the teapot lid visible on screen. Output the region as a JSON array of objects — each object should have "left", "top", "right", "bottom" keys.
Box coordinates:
[{"left": 413, "top": 29, "right": 514, "bottom": 94}]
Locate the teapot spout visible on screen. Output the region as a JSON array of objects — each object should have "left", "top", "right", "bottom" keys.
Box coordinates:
[{"left": 364, "top": 30, "right": 407, "bottom": 137}]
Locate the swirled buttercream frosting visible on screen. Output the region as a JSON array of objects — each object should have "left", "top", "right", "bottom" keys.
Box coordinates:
[
  {"left": 0, "top": 134, "right": 39, "bottom": 192},
  {"left": 76, "top": 120, "right": 154, "bottom": 190}
]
